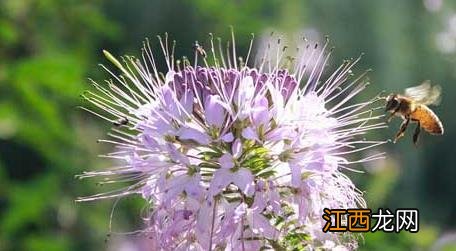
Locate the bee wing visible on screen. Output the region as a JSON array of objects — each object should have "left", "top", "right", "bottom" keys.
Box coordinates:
[{"left": 404, "top": 81, "right": 441, "bottom": 106}]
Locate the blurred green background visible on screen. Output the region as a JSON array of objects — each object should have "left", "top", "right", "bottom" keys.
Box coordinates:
[{"left": 1, "top": 0, "right": 456, "bottom": 250}]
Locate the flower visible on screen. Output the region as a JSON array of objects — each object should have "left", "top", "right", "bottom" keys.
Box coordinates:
[{"left": 78, "top": 31, "right": 386, "bottom": 250}]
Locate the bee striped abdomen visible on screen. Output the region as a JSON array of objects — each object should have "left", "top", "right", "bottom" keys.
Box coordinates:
[{"left": 411, "top": 104, "right": 444, "bottom": 135}]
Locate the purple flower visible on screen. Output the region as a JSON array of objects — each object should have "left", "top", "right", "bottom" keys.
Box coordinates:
[{"left": 78, "top": 32, "right": 386, "bottom": 250}]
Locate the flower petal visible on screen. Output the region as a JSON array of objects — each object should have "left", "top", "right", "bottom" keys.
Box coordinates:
[
  {"left": 233, "top": 168, "right": 254, "bottom": 196},
  {"left": 241, "top": 127, "right": 258, "bottom": 141},
  {"left": 221, "top": 132, "right": 234, "bottom": 142},
  {"left": 251, "top": 96, "right": 270, "bottom": 126},
  {"left": 208, "top": 169, "right": 232, "bottom": 196},
  {"left": 178, "top": 127, "right": 211, "bottom": 145},
  {"left": 232, "top": 138, "right": 242, "bottom": 158},
  {"left": 219, "top": 153, "right": 234, "bottom": 169},
  {"left": 247, "top": 211, "right": 279, "bottom": 239},
  {"left": 205, "top": 95, "right": 225, "bottom": 127}
]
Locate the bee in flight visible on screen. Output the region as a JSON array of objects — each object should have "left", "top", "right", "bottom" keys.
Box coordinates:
[
  {"left": 385, "top": 81, "right": 444, "bottom": 145},
  {"left": 113, "top": 117, "right": 129, "bottom": 127},
  {"left": 193, "top": 41, "right": 207, "bottom": 58}
]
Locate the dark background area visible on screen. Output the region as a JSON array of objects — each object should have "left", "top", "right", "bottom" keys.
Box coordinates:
[{"left": 0, "top": 0, "right": 455, "bottom": 250}]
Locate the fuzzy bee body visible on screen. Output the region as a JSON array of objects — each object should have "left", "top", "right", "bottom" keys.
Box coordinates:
[
  {"left": 385, "top": 81, "right": 444, "bottom": 145},
  {"left": 113, "top": 117, "right": 129, "bottom": 126},
  {"left": 410, "top": 104, "right": 443, "bottom": 135}
]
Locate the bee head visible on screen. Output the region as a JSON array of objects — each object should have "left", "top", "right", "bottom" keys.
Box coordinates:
[{"left": 385, "top": 94, "right": 399, "bottom": 112}]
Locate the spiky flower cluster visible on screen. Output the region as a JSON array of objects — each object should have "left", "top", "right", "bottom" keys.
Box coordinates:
[{"left": 78, "top": 32, "right": 385, "bottom": 250}]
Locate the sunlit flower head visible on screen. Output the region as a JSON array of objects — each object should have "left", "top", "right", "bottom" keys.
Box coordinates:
[{"left": 78, "top": 31, "right": 386, "bottom": 250}]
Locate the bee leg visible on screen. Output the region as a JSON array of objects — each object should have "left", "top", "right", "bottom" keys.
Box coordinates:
[
  {"left": 387, "top": 114, "right": 394, "bottom": 123},
  {"left": 386, "top": 112, "right": 395, "bottom": 123},
  {"left": 387, "top": 107, "right": 401, "bottom": 123},
  {"left": 413, "top": 122, "right": 421, "bottom": 146},
  {"left": 393, "top": 116, "right": 410, "bottom": 143}
]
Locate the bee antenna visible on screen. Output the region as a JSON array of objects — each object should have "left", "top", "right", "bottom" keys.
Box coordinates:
[
  {"left": 376, "top": 90, "right": 389, "bottom": 100},
  {"left": 371, "top": 90, "right": 387, "bottom": 103}
]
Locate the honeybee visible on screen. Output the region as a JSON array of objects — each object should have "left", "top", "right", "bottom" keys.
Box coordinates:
[
  {"left": 193, "top": 41, "right": 207, "bottom": 58},
  {"left": 113, "top": 117, "right": 129, "bottom": 127},
  {"left": 385, "top": 81, "right": 444, "bottom": 145}
]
